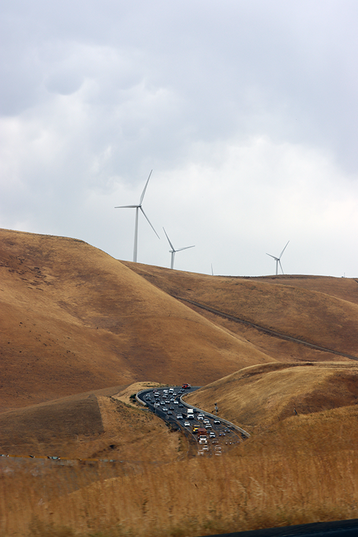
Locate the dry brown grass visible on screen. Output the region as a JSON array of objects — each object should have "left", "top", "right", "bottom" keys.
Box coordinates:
[
  {"left": 3, "top": 403, "right": 358, "bottom": 537},
  {"left": 125, "top": 261, "right": 358, "bottom": 362},
  {"left": 3, "top": 229, "right": 358, "bottom": 536},
  {"left": 0, "top": 383, "right": 183, "bottom": 461},
  {"left": 186, "top": 361, "right": 358, "bottom": 431},
  {"left": 0, "top": 229, "right": 272, "bottom": 412}
]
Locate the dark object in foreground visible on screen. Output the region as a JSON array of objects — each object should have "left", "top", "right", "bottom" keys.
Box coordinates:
[{"left": 204, "top": 518, "right": 358, "bottom": 537}]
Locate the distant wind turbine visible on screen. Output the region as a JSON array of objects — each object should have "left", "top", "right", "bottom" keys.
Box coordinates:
[
  {"left": 163, "top": 228, "right": 195, "bottom": 269},
  {"left": 115, "top": 170, "right": 159, "bottom": 262},
  {"left": 266, "top": 241, "right": 290, "bottom": 275}
]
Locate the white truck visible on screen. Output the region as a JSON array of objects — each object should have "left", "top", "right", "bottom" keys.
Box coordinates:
[{"left": 186, "top": 408, "right": 195, "bottom": 419}]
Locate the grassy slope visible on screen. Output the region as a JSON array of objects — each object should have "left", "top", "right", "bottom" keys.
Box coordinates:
[
  {"left": 0, "top": 228, "right": 271, "bottom": 411},
  {"left": 186, "top": 361, "right": 358, "bottom": 430},
  {"left": 124, "top": 261, "right": 358, "bottom": 362},
  {"left": 3, "top": 230, "right": 358, "bottom": 535},
  {"left": 0, "top": 382, "right": 183, "bottom": 461},
  {"left": 4, "top": 365, "right": 358, "bottom": 537}
]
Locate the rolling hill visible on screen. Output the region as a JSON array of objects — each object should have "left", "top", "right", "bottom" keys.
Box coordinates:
[
  {"left": 0, "top": 228, "right": 271, "bottom": 411},
  {"left": 2, "top": 227, "right": 358, "bottom": 536},
  {"left": 185, "top": 361, "right": 358, "bottom": 430}
]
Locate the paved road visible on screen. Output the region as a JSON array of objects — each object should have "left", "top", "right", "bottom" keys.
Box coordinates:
[{"left": 137, "top": 385, "right": 247, "bottom": 456}]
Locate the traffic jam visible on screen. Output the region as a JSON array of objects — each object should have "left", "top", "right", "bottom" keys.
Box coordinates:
[{"left": 138, "top": 385, "right": 246, "bottom": 456}]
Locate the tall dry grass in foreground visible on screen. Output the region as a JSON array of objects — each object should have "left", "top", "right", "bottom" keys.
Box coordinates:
[{"left": 2, "top": 406, "right": 358, "bottom": 537}]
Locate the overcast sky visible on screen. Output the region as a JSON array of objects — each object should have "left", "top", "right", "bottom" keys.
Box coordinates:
[{"left": 1, "top": 0, "right": 358, "bottom": 277}]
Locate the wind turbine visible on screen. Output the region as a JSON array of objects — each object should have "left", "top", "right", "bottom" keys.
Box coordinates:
[
  {"left": 266, "top": 241, "right": 289, "bottom": 275},
  {"left": 115, "top": 170, "right": 159, "bottom": 262},
  {"left": 163, "top": 228, "right": 195, "bottom": 270}
]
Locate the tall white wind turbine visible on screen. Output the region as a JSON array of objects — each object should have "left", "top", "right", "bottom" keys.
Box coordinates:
[
  {"left": 163, "top": 228, "right": 195, "bottom": 270},
  {"left": 115, "top": 171, "right": 159, "bottom": 262},
  {"left": 266, "top": 241, "right": 290, "bottom": 275}
]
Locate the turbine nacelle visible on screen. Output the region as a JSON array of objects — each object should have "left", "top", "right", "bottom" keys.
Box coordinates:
[
  {"left": 163, "top": 227, "right": 195, "bottom": 270},
  {"left": 266, "top": 241, "right": 289, "bottom": 275},
  {"left": 115, "top": 170, "right": 159, "bottom": 262}
]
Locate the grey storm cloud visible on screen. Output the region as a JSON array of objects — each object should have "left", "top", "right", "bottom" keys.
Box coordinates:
[{"left": 1, "top": 0, "right": 358, "bottom": 277}]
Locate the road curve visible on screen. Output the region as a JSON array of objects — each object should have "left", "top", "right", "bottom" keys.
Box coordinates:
[{"left": 137, "top": 385, "right": 249, "bottom": 456}]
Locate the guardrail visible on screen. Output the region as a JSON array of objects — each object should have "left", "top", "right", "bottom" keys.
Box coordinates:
[
  {"left": 136, "top": 389, "right": 149, "bottom": 406},
  {"left": 179, "top": 393, "right": 250, "bottom": 438}
]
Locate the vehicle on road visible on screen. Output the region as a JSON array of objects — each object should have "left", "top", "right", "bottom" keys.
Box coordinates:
[
  {"left": 199, "top": 438, "right": 207, "bottom": 445},
  {"left": 184, "top": 421, "right": 191, "bottom": 427},
  {"left": 192, "top": 425, "right": 199, "bottom": 433},
  {"left": 176, "top": 414, "right": 183, "bottom": 419},
  {"left": 182, "top": 383, "right": 191, "bottom": 389},
  {"left": 214, "top": 419, "right": 220, "bottom": 424}
]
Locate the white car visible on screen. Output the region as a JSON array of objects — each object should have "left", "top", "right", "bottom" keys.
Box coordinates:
[{"left": 184, "top": 421, "right": 191, "bottom": 427}]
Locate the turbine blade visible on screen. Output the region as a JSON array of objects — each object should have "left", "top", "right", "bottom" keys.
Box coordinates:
[
  {"left": 115, "top": 205, "right": 139, "bottom": 209},
  {"left": 163, "top": 227, "right": 175, "bottom": 251},
  {"left": 279, "top": 241, "right": 290, "bottom": 259},
  {"left": 140, "top": 207, "right": 160, "bottom": 238},
  {"left": 266, "top": 253, "right": 278, "bottom": 261},
  {"left": 176, "top": 245, "right": 195, "bottom": 252},
  {"left": 139, "top": 170, "right": 153, "bottom": 205},
  {"left": 279, "top": 260, "right": 284, "bottom": 274}
]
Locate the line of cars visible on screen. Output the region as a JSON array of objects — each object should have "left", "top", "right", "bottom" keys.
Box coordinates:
[
  {"left": 144, "top": 386, "right": 187, "bottom": 419},
  {"left": 140, "top": 385, "right": 243, "bottom": 457}
]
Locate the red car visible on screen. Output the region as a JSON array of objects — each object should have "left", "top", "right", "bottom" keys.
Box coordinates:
[{"left": 182, "top": 383, "right": 191, "bottom": 389}]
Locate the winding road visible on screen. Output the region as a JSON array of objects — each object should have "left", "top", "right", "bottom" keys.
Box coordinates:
[{"left": 137, "top": 385, "right": 249, "bottom": 456}]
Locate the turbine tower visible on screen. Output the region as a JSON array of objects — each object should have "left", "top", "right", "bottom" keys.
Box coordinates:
[
  {"left": 115, "top": 170, "right": 159, "bottom": 262},
  {"left": 266, "top": 241, "right": 289, "bottom": 275},
  {"left": 163, "top": 227, "right": 195, "bottom": 270}
]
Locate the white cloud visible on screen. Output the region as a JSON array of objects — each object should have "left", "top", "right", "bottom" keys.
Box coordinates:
[{"left": 1, "top": 0, "right": 358, "bottom": 278}]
